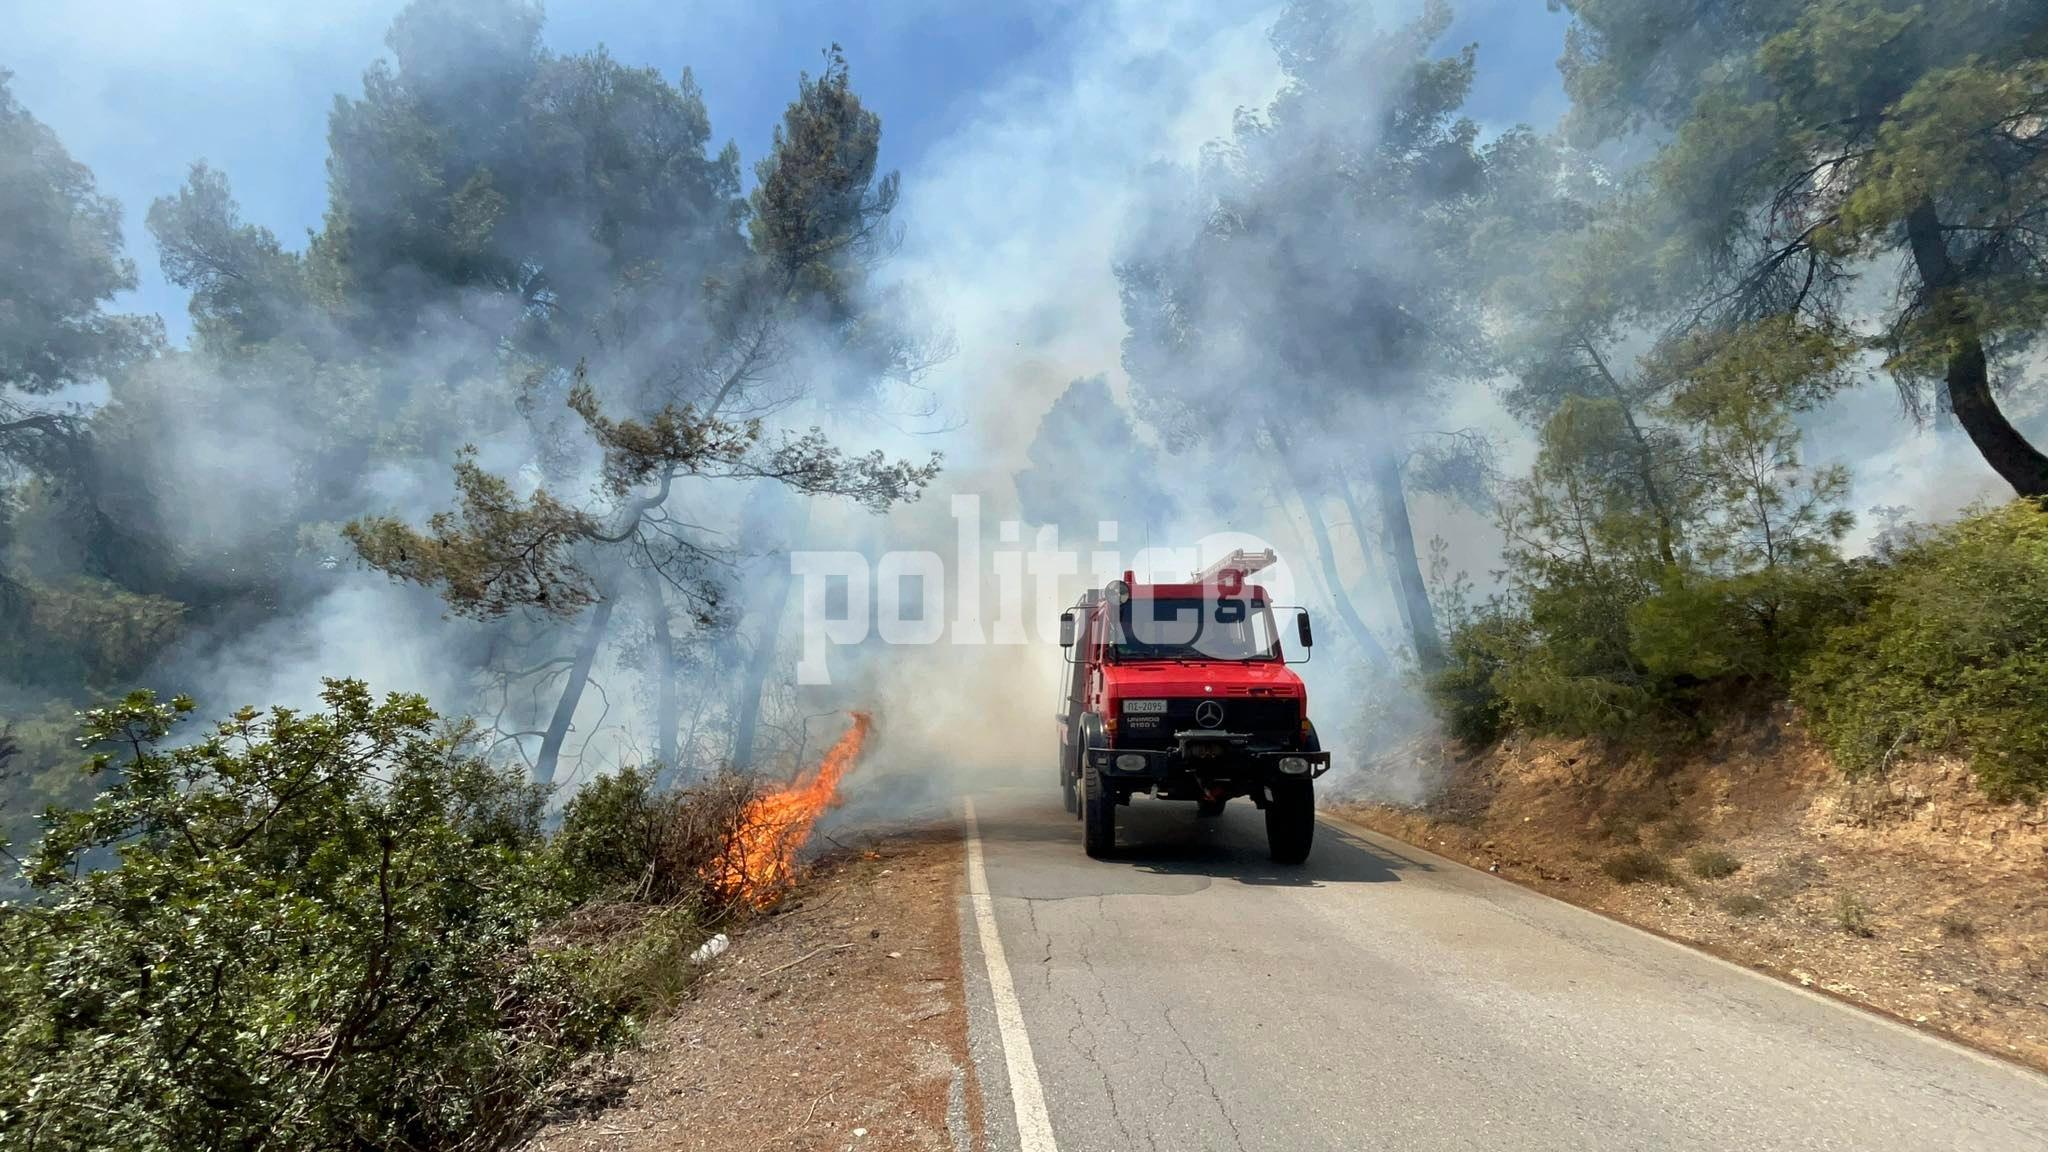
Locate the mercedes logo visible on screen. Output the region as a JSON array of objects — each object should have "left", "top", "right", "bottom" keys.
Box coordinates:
[{"left": 1195, "top": 700, "right": 1225, "bottom": 729}]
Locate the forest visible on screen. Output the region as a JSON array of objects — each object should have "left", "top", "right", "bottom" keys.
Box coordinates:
[{"left": 1, "top": 0, "right": 2045, "bottom": 1147}]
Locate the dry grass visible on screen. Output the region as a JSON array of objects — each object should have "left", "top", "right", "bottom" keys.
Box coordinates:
[
  {"left": 1602, "top": 848, "right": 1673, "bottom": 885},
  {"left": 1687, "top": 847, "right": 1742, "bottom": 879},
  {"left": 1718, "top": 892, "right": 1769, "bottom": 917}
]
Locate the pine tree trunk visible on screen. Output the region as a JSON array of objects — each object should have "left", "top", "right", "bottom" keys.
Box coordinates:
[
  {"left": 1334, "top": 468, "right": 1405, "bottom": 637},
  {"left": 1298, "top": 488, "right": 1393, "bottom": 672},
  {"left": 730, "top": 502, "right": 810, "bottom": 772},
  {"left": 1369, "top": 451, "right": 1443, "bottom": 672},
  {"left": 534, "top": 596, "right": 614, "bottom": 787},
  {"left": 1904, "top": 200, "right": 2048, "bottom": 498},
  {"left": 641, "top": 568, "right": 678, "bottom": 772},
  {"left": 1265, "top": 420, "right": 1393, "bottom": 671},
  {"left": 1579, "top": 338, "right": 1679, "bottom": 568}
]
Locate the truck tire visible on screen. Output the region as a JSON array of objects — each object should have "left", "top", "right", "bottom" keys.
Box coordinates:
[
  {"left": 1082, "top": 763, "right": 1116, "bottom": 859},
  {"left": 1060, "top": 741, "right": 1079, "bottom": 814},
  {"left": 1076, "top": 713, "right": 1107, "bottom": 822},
  {"left": 1266, "top": 778, "right": 1314, "bottom": 864}
]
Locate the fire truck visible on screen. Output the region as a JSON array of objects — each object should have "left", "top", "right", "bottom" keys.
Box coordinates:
[{"left": 1056, "top": 549, "right": 1329, "bottom": 862}]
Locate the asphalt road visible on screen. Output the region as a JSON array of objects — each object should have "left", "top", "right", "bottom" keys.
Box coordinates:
[{"left": 956, "top": 788, "right": 2048, "bottom": 1152}]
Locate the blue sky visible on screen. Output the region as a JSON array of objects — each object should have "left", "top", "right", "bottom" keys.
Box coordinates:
[{"left": 5, "top": 0, "right": 1570, "bottom": 344}]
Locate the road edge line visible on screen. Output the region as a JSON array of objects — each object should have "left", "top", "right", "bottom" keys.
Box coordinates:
[
  {"left": 1315, "top": 808, "right": 2048, "bottom": 1085},
  {"left": 964, "top": 797, "right": 1060, "bottom": 1151}
]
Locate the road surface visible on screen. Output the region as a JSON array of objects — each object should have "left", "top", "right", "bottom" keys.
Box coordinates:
[{"left": 956, "top": 788, "right": 2048, "bottom": 1152}]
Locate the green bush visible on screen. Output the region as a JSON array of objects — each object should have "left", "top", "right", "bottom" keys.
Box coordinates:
[
  {"left": 0, "top": 681, "right": 627, "bottom": 1152},
  {"left": 1425, "top": 611, "right": 1516, "bottom": 745},
  {"left": 1796, "top": 500, "right": 2048, "bottom": 800},
  {"left": 1628, "top": 565, "right": 1860, "bottom": 689},
  {"left": 1718, "top": 892, "right": 1769, "bottom": 917},
  {"left": 1500, "top": 567, "right": 1656, "bottom": 736},
  {"left": 582, "top": 905, "right": 712, "bottom": 1019},
  {"left": 1601, "top": 848, "right": 1672, "bottom": 884},
  {"left": 552, "top": 766, "right": 759, "bottom": 909},
  {"left": 1686, "top": 847, "right": 1742, "bottom": 879},
  {"left": 553, "top": 764, "right": 664, "bottom": 902},
  {"left": 1834, "top": 891, "right": 1875, "bottom": 938}
]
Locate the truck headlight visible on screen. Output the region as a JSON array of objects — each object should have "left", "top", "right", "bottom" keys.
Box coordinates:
[
  {"left": 1277, "top": 757, "right": 1310, "bottom": 775},
  {"left": 1115, "top": 754, "right": 1148, "bottom": 772}
]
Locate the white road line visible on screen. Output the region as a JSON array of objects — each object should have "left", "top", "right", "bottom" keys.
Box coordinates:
[{"left": 963, "top": 797, "right": 1059, "bottom": 1152}]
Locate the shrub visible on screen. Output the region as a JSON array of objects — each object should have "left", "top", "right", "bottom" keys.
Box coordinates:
[
  {"left": 1718, "top": 892, "right": 1769, "bottom": 917},
  {"left": 1687, "top": 847, "right": 1742, "bottom": 879},
  {"left": 1426, "top": 611, "right": 1516, "bottom": 745},
  {"left": 1601, "top": 848, "right": 1672, "bottom": 884},
  {"left": 553, "top": 766, "right": 760, "bottom": 910},
  {"left": 554, "top": 765, "right": 665, "bottom": 901},
  {"left": 582, "top": 905, "right": 713, "bottom": 1019},
  {"left": 1835, "top": 891, "right": 1875, "bottom": 937},
  {"left": 1628, "top": 565, "right": 1860, "bottom": 690},
  {"left": 1797, "top": 500, "right": 2048, "bottom": 799},
  {"left": 0, "top": 681, "right": 627, "bottom": 1152}
]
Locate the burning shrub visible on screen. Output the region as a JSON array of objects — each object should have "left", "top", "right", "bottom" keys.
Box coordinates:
[
  {"left": 553, "top": 766, "right": 763, "bottom": 910},
  {"left": 703, "top": 712, "right": 871, "bottom": 910}
]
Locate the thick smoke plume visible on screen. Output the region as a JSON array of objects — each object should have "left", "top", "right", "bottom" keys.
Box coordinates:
[{"left": 5, "top": 0, "right": 2042, "bottom": 829}]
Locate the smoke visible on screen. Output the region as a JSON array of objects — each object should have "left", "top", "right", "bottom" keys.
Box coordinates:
[{"left": 8, "top": 0, "right": 2037, "bottom": 827}]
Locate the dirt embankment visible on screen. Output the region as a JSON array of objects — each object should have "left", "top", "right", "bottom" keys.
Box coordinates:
[
  {"left": 525, "top": 833, "right": 980, "bottom": 1152},
  {"left": 1333, "top": 705, "right": 2048, "bottom": 1071}
]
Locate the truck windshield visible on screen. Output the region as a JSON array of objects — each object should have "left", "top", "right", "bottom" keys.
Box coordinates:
[{"left": 1111, "top": 596, "right": 1279, "bottom": 661}]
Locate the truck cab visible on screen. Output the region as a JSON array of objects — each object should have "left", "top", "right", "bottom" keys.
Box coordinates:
[{"left": 1057, "top": 549, "right": 1330, "bottom": 862}]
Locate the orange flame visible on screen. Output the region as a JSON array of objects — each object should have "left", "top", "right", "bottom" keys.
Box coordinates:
[{"left": 708, "top": 711, "right": 872, "bottom": 908}]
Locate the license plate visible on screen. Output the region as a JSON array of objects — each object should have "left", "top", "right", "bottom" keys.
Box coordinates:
[{"left": 1122, "top": 699, "right": 1168, "bottom": 714}]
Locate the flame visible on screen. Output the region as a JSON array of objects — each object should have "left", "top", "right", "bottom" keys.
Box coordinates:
[{"left": 708, "top": 711, "right": 872, "bottom": 908}]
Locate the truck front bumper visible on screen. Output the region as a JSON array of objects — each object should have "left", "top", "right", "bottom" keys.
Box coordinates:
[{"left": 1085, "top": 740, "right": 1330, "bottom": 781}]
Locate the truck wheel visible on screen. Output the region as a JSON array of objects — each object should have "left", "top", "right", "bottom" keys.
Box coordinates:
[
  {"left": 1266, "top": 779, "right": 1314, "bottom": 864},
  {"left": 1061, "top": 747, "right": 1079, "bottom": 815},
  {"left": 1082, "top": 763, "right": 1116, "bottom": 859},
  {"left": 1195, "top": 796, "right": 1226, "bottom": 817}
]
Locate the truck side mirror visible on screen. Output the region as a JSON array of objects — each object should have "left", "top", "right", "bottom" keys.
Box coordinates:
[
  {"left": 1059, "top": 611, "right": 1077, "bottom": 648},
  {"left": 1296, "top": 611, "right": 1313, "bottom": 650}
]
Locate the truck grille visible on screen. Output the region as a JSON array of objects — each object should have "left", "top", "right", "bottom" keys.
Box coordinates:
[{"left": 1117, "top": 697, "right": 1300, "bottom": 750}]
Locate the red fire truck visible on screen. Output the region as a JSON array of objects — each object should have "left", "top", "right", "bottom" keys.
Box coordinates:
[{"left": 1057, "top": 549, "right": 1329, "bottom": 862}]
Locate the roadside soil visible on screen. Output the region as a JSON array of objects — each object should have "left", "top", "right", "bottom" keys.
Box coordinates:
[
  {"left": 1331, "top": 703, "right": 2048, "bottom": 1072},
  {"left": 524, "top": 831, "right": 981, "bottom": 1152}
]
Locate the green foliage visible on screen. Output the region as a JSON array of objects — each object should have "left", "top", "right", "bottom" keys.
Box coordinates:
[
  {"left": 552, "top": 764, "right": 664, "bottom": 901},
  {"left": 1438, "top": 301, "right": 1861, "bottom": 744},
  {"left": 147, "top": 162, "right": 309, "bottom": 351},
  {"left": 1557, "top": 0, "right": 2048, "bottom": 493},
  {"left": 551, "top": 763, "right": 759, "bottom": 911},
  {"left": 0, "top": 681, "right": 627, "bottom": 1152},
  {"left": 1796, "top": 500, "right": 2048, "bottom": 800},
  {"left": 1627, "top": 565, "right": 1861, "bottom": 687},
  {"left": 0, "top": 71, "right": 162, "bottom": 393},
  {"left": 1424, "top": 610, "right": 1516, "bottom": 746},
  {"left": 580, "top": 905, "right": 709, "bottom": 1020}
]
